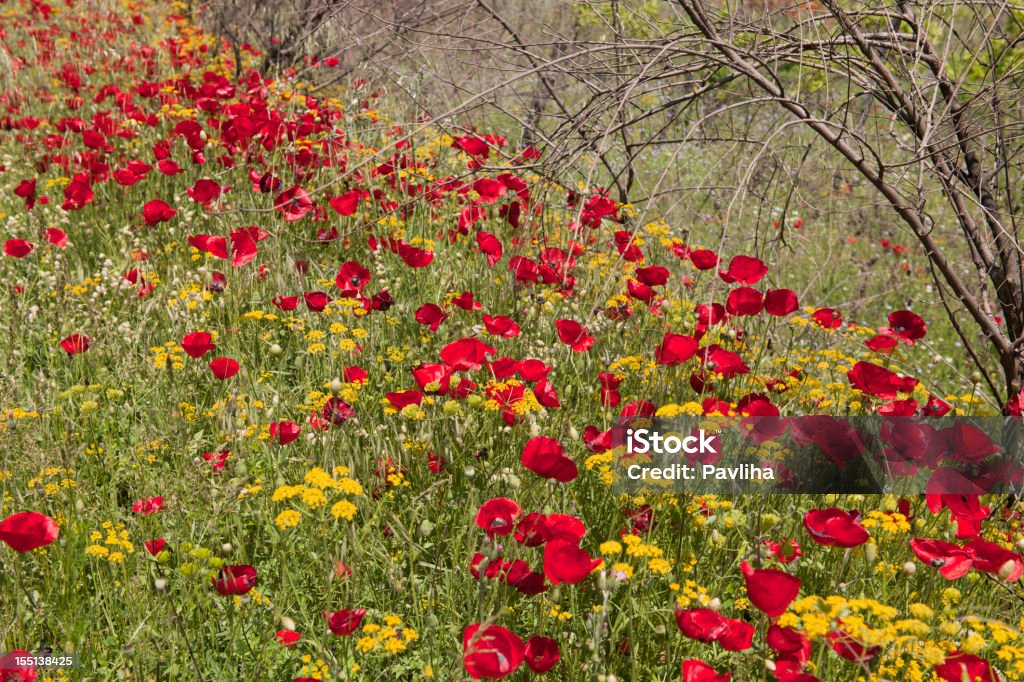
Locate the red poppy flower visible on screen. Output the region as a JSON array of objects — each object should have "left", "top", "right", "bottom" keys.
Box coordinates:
[
  {"left": 533, "top": 379, "right": 560, "bottom": 408},
  {"left": 325, "top": 609, "right": 367, "bottom": 636},
  {"left": 935, "top": 422, "right": 1001, "bottom": 463},
  {"left": 3, "top": 239, "right": 33, "bottom": 258},
  {"left": 725, "top": 287, "right": 763, "bottom": 316},
  {"left": 201, "top": 450, "right": 230, "bottom": 474},
  {"left": 764, "top": 538, "right": 802, "bottom": 564},
  {"left": 555, "top": 319, "right": 594, "bottom": 352},
  {"left": 483, "top": 314, "right": 521, "bottom": 338},
  {"left": 472, "top": 177, "right": 507, "bottom": 204},
  {"left": 698, "top": 345, "right": 749, "bottom": 377},
  {"left": 144, "top": 538, "right": 166, "bottom": 555},
  {"left": 524, "top": 636, "right": 560, "bottom": 674},
  {"left": 441, "top": 338, "right": 497, "bottom": 371},
  {"left": 635, "top": 265, "right": 670, "bottom": 286},
  {"left": 674, "top": 609, "right": 754, "bottom": 651},
  {"left": 846, "top": 361, "right": 917, "bottom": 399},
  {"left": 275, "top": 185, "right": 313, "bottom": 221},
  {"left": 269, "top": 421, "right": 301, "bottom": 445},
  {"left": 965, "top": 538, "right": 1023, "bottom": 581},
  {"left": 535, "top": 514, "right": 587, "bottom": 545},
  {"left": 766, "top": 624, "right": 811, "bottom": 664},
  {"left": 740, "top": 561, "right": 800, "bottom": 617},
  {"left": 885, "top": 309, "right": 927, "bottom": 343},
  {"left": 386, "top": 391, "right": 423, "bottom": 409},
  {"left": 273, "top": 295, "right": 299, "bottom": 311},
  {"left": 335, "top": 261, "right": 370, "bottom": 297},
  {"left": 229, "top": 229, "right": 258, "bottom": 268},
  {"left": 60, "top": 334, "right": 90, "bottom": 355},
  {"left": 689, "top": 249, "right": 719, "bottom": 270},
  {"left": 682, "top": 660, "right": 731, "bottom": 682},
  {"left": 186, "top": 234, "right": 227, "bottom": 260},
  {"left": 275, "top": 630, "right": 301, "bottom": 647},
  {"left": 453, "top": 135, "right": 492, "bottom": 157},
  {"left": 62, "top": 173, "right": 94, "bottom": 210},
  {"left": 209, "top": 357, "right": 240, "bottom": 379},
  {"left": 521, "top": 437, "right": 578, "bottom": 483},
  {"left": 477, "top": 231, "right": 503, "bottom": 267},
  {"left": 695, "top": 303, "right": 727, "bottom": 326},
  {"left": 926, "top": 492, "right": 991, "bottom": 539},
  {"left": 865, "top": 334, "right": 898, "bottom": 353},
  {"left": 181, "top": 331, "right": 215, "bottom": 358},
  {"left": 719, "top": 255, "right": 768, "bottom": 284},
  {"left": 934, "top": 651, "right": 998, "bottom": 682},
  {"left": 451, "top": 291, "right": 483, "bottom": 311},
  {"left": 303, "top": 291, "right": 331, "bottom": 312},
  {"left": 212, "top": 564, "right": 257, "bottom": 595},
  {"left": 803, "top": 508, "right": 870, "bottom": 547},
  {"left": 463, "top": 623, "right": 525, "bottom": 680},
  {"left": 811, "top": 308, "right": 842, "bottom": 329},
  {"left": 187, "top": 178, "right": 222, "bottom": 205},
  {"left": 46, "top": 228, "right": 68, "bottom": 247},
  {"left": 14, "top": 178, "right": 37, "bottom": 209},
  {"left": 475, "top": 498, "right": 521, "bottom": 537},
  {"left": 543, "top": 540, "right": 600, "bottom": 585},
  {"left": 910, "top": 538, "right": 973, "bottom": 579},
  {"left": 655, "top": 333, "right": 698, "bottom": 365},
  {"left": 328, "top": 189, "right": 365, "bottom": 216},
  {"left": 132, "top": 496, "right": 164, "bottom": 515},
  {"left": 415, "top": 303, "right": 449, "bottom": 332},
  {"left": 396, "top": 241, "right": 434, "bottom": 268},
  {"left": 314, "top": 397, "right": 354, "bottom": 429},
  {"left": 0, "top": 650, "right": 36, "bottom": 680},
  {"left": 142, "top": 199, "right": 177, "bottom": 226},
  {"left": 0, "top": 511, "right": 60, "bottom": 553},
  {"left": 764, "top": 289, "right": 799, "bottom": 316}
]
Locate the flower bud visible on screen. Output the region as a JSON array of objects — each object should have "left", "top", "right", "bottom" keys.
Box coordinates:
[{"left": 902, "top": 561, "right": 917, "bottom": 576}]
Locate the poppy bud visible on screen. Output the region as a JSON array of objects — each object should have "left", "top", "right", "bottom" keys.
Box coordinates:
[
  {"left": 329, "top": 378, "right": 343, "bottom": 393},
  {"left": 708, "top": 597, "right": 721, "bottom": 611},
  {"left": 864, "top": 542, "right": 877, "bottom": 564},
  {"left": 269, "top": 343, "right": 282, "bottom": 356},
  {"left": 221, "top": 543, "right": 233, "bottom": 554},
  {"left": 154, "top": 577, "right": 167, "bottom": 591},
  {"left": 280, "top": 616, "right": 296, "bottom": 631},
  {"left": 418, "top": 519, "right": 435, "bottom": 537},
  {"left": 1016, "top": 537, "right": 1024, "bottom": 551},
  {"left": 999, "top": 559, "right": 1018, "bottom": 580}
]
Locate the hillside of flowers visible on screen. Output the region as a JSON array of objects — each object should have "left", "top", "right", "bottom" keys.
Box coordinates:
[{"left": 1, "top": 0, "right": 1023, "bottom": 680}]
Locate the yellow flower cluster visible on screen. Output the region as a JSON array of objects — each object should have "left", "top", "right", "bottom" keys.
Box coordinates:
[
  {"left": 271, "top": 467, "right": 363, "bottom": 530},
  {"left": 85, "top": 521, "right": 134, "bottom": 564},
  {"left": 356, "top": 615, "right": 418, "bottom": 655}
]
